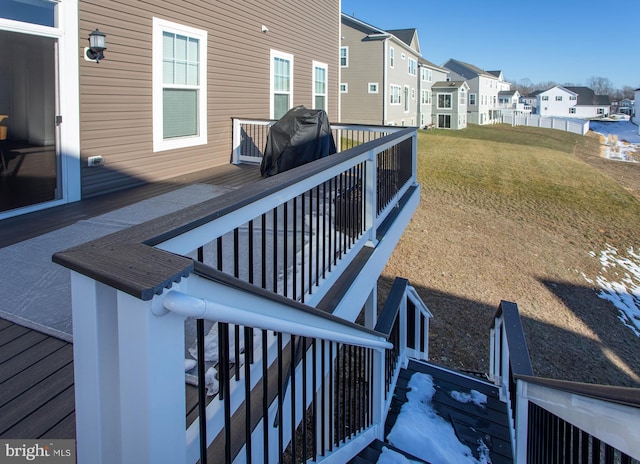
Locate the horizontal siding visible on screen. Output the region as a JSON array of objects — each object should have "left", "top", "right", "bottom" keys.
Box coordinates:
[{"left": 79, "top": 0, "right": 339, "bottom": 198}]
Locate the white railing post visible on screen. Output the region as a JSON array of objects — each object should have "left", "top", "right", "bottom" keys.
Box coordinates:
[
  {"left": 231, "top": 118, "right": 242, "bottom": 164},
  {"left": 70, "top": 272, "right": 122, "bottom": 464},
  {"left": 364, "top": 289, "right": 377, "bottom": 330},
  {"left": 116, "top": 288, "right": 188, "bottom": 463},
  {"left": 514, "top": 380, "right": 529, "bottom": 463},
  {"left": 371, "top": 347, "right": 386, "bottom": 440}
]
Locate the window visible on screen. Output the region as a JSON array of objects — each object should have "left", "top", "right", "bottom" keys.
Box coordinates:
[
  {"left": 390, "top": 85, "right": 401, "bottom": 104},
  {"left": 570, "top": 96, "right": 577, "bottom": 100},
  {"left": 469, "top": 93, "right": 476, "bottom": 105},
  {"left": 437, "top": 93, "right": 452, "bottom": 109},
  {"left": 421, "top": 89, "right": 431, "bottom": 105},
  {"left": 460, "top": 88, "right": 466, "bottom": 106},
  {"left": 271, "top": 49, "right": 293, "bottom": 119},
  {"left": 368, "top": 82, "right": 379, "bottom": 93},
  {"left": 569, "top": 107, "right": 576, "bottom": 114},
  {"left": 408, "top": 58, "right": 417, "bottom": 76},
  {"left": 421, "top": 68, "right": 432, "bottom": 82},
  {"left": 153, "top": 18, "right": 207, "bottom": 152},
  {"left": 313, "top": 61, "right": 327, "bottom": 111},
  {"left": 340, "top": 83, "right": 348, "bottom": 93},
  {"left": 389, "top": 47, "right": 394, "bottom": 68},
  {"left": 556, "top": 96, "right": 563, "bottom": 101},
  {"left": 542, "top": 96, "right": 549, "bottom": 101},
  {"left": 597, "top": 108, "right": 605, "bottom": 114},
  {"left": 340, "top": 47, "right": 348, "bottom": 67},
  {"left": 411, "top": 88, "right": 416, "bottom": 100},
  {"left": 404, "top": 86, "right": 410, "bottom": 112},
  {"left": 438, "top": 114, "right": 451, "bottom": 128}
]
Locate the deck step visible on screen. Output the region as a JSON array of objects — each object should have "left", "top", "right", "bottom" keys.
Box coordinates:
[
  {"left": 349, "top": 438, "right": 429, "bottom": 463},
  {"left": 384, "top": 359, "right": 514, "bottom": 464}
]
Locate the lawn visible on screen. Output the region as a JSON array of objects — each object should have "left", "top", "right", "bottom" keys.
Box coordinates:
[{"left": 382, "top": 124, "right": 640, "bottom": 387}]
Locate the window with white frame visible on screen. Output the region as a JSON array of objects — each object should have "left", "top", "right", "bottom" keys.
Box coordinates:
[
  {"left": 404, "top": 86, "right": 410, "bottom": 112},
  {"left": 459, "top": 88, "right": 466, "bottom": 106},
  {"left": 408, "top": 58, "right": 417, "bottom": 76},
  {"left": 389, "top": 47, "right": 395, "bottom": 68},
  {"left": 153, "top": 18, "right": 207, "bottom": 152},
  {"left": 271, "top": 49, "right": 293, "bottom": 119},
  {"left": 469, "top": 93, "right": 476, "bottom": 105},
  {"left": 542, "top": 96, "right": 549, "bottom": 101},
  {"left": 437, "top": 93, "right": 452, "bottom": 109},
  {"left": 340, "top": 47, "right": 348, "bottom": 67},
  {"left": 368, "top": 82, "right": 379, "bottom": 93},
  {"left": 411, "top": 88, "right": 415, "bottom": 100},
  {"left": 340, "top": 83, "right": 348, "bottom": 93},
  {"left": 555, "top": 96, "right": 563, "bottom": 101},
  {"left": 421, "top": 68, "right": 432, "bottom": 82},
  {"left": 570, "top": 95, "right": 577, "bottom": 100},
  {"left": 569, "top": 107, "right": 576, "bottom": 114},
  {"left": 390, "top": 85, "right": 401, "bottom": 104},
  {"left": 313, "top": 61, "right": 327, "bottom": 111},
  {"left": 421, "top": 89, "right": 431, "bottom": 104}
]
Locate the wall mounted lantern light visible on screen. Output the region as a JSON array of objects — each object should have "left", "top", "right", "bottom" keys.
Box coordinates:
[{"left": 85, "top": 29, "right": 106, "bottom": 63}]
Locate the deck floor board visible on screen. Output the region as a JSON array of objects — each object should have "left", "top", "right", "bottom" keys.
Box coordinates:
[{"left": 0, "top": 164, "right": 260, "bottom": 439}]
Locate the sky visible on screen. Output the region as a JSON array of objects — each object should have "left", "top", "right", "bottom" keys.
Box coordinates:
[{"left": 341, "top": 0, "right": 640, "bottom": 90}]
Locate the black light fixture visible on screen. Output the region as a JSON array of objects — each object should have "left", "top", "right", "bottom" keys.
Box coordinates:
[{"left": 85, "top": 29, "right": 106, "bottom": 63}]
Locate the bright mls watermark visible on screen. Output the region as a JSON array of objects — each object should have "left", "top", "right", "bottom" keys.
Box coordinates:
[{"left": 0, "top": 440, "right": 75, "bottom": 463}]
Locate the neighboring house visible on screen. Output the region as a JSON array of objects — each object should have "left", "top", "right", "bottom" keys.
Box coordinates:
[
  {"left": 618, "top": 97, "right": 634, "bottom": 116},
  {"left": 442, "top": 59, "right": 512, "bottom": 125},
  {"left": 339, "top": 14, "right": 448, "bottom": 128},
  {"left": 0, "top": 0, "right": 340, "bottom": 220},
  {"left": 634, "top": 89, "right": 640, "bottom": 127},
  {"left": 522, "top": 90, "right": 543, "bottom": 114},
  {"left": 537, "top": 85, "right": 611, "bottom": 118},
  {"left": 498, "top": 89, "right": 532, "bottom": 117},
  {"left": 431, "top": 80, "right": 469, "bottom": 129}
]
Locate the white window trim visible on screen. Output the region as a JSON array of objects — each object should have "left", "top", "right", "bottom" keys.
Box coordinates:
[
  {"left": 389, "top": 47, "right": 395, "bottom": 68},
  {"left": 270, "top": 49, "right": 294, "bottom": 120},
  {"left": 312, "top": 60, "right": 328, "bottom": 111},
  {"left": 340, "top": 83, "right": 348, "bottom": 93},
  {"left": 152, "top": 17, "right": 207, "bottom": 153},
  {"left": 340, "top": 46, "right": 349, "bottom": 67},
  {"left": 390, "top": 84, "right": 401, "bottom": 105},
  {"left": 404, "top": 85, "right": 410, "bottom": 113},
  {"left": 368, "top": 82, "right": 379, "bottom": 94},
  {"left": 437, "top": 93, "right": 452, "bottom": 109},
  {"left": 408, "top": 58, "right": 417, "bottom": 76}
]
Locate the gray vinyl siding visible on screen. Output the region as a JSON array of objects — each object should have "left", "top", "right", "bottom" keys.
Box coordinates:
[
  {"left": 339, "top": 22, "right": 384, "bottom": 124},
  {"left": 79, "top": 0, "right": 340, "bottom": 198}
]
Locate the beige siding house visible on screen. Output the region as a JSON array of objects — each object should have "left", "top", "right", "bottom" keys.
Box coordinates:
[
  {"left": 0, "top": 0, "right": 339, "bottom": 218},
  {"left": 340, "top": 14, "right": 447, "bottom": 128}
]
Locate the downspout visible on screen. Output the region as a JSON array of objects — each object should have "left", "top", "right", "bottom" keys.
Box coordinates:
[
  {"left": 417, "top": 63, "right": 422, "bottom": 128},
  {"left": 382, "top": 39, "right": 387, "bottom": 125}
]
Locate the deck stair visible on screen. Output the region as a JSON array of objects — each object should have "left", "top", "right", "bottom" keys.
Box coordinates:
[{"left": 352, "top": 359, "right": 514, "bottom": 464}]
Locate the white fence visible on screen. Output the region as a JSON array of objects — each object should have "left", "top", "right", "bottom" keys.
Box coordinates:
[{"left": 501, "top": 114, "right": 589, "bottom": 136}]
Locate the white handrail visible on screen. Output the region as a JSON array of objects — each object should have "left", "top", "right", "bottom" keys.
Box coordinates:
[{"left": 163, "top": 290, "right": 392, "bottom": 350}]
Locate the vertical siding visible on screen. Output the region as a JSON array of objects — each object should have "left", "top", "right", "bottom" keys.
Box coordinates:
[{"left": 79, "top": 0, "right": 340, "bottom": 197}]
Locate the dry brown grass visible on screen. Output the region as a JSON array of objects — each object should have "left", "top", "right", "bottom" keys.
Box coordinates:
[{"left": 381, "top": 124, "right": 640, "bottom": 387}]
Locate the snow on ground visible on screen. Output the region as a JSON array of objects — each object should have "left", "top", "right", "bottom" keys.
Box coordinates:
[
  {"left": 583, "top": 245, "right": 640, "bottom": 337},
  {"left": 381, "top": 373, "right": 492, "bottom": 464},
  {"left": 589, "top": 120, "right": 640, "bottom": 162}
]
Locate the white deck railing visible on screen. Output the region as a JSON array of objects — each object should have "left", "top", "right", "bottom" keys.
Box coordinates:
[
  {"left": 54, "top": 125, "right": 420, "bottom": 463},
  {"left": 490, "top": 301, "right": 640, "bottom": 463}
]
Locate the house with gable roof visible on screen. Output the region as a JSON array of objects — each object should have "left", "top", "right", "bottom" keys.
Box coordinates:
[
  {"left": 537, "top": 85, "right": 611, "bottom": 118},
  {"left": 442, "top": 59, "right": 512, "bottom": 125},
  {"left": 339, "top": 13, "right": 448, "bottom": 128},
  {"left": 431, "top": 80, "right": 469, "bottom": 129}
]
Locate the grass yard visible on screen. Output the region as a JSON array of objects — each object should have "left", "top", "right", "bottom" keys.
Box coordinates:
[{"left": 382, "top": 124, "right": 640, "bottom": 387}]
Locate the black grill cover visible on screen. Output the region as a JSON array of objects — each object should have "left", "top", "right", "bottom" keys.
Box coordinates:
[{"left": 260, "top": 106, "right": 337, "bottom": 177}]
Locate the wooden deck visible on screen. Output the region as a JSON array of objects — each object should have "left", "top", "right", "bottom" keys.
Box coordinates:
[{"left": 0, "top": 163, "right": 261, "bottom": 439}]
